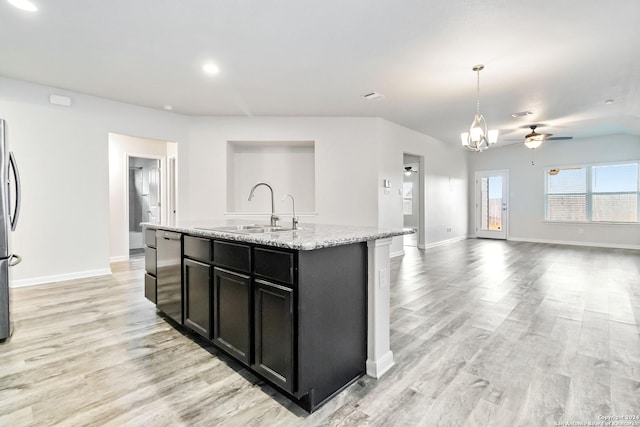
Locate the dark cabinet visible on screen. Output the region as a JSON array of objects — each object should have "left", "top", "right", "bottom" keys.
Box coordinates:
[
  {"left": 144, "top": 273, "right": 157, "bottom": 303},
  {"left": 150, "top": 227, "right": 367, "bottom": 413},
  {"left": 183, "top": 258, "right": 212, "bottom": 338},
  {"left": 144, "top": 227, "right": 157, "bottom": 304},
  {"left": 253, "top": 279, "right": 294, "bottom": 393},
  {"left": 212, "top": 267, "right": 251, "bottom": 365}
]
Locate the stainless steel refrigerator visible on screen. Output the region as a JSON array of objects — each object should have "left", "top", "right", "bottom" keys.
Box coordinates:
[{"left": 0, "top": 119, "right": 22, "bottom": 341}]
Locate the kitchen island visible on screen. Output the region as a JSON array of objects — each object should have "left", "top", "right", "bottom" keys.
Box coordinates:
[{"left": 143, "top": 221, "right": 411, "bottom": 412}]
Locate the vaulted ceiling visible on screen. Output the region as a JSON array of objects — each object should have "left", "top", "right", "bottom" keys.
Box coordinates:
[{"left": 1, "top": 0, "right": 639, "bottom": 145}]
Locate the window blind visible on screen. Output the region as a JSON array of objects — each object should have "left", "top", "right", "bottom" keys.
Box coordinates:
[{"left": 545, "top": 163, "right": 639, "bottom": 223}]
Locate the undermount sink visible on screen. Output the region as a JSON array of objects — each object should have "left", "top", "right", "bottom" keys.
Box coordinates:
[{"left": 196, "top": 224, "right": 292, "bottom": 234}]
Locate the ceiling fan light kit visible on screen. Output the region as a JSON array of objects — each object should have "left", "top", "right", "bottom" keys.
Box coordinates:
[
  {"left": 461, "top": 65, "right": 499, "bottom": 152},
  {"left": 523, "top": 125, "right": 549, "bottom": 150},
  {"left": 524, "top": 139, "right": 543, "bottom": 150}
]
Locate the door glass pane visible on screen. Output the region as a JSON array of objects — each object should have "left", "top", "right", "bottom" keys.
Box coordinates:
[{"left": 481, "top": 176, "right": 503, "bottom": 231}]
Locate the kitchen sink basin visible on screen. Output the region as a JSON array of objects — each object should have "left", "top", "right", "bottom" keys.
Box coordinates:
[{"left": 196, "top": 224, "right": 292, "bottom": 234}]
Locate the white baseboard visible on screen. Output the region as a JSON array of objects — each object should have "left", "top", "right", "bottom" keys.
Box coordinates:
[
  {"left": 420, "top": 235, "right": 468, "bottom": 250},
  {"left": 390, "top": 250, "right": 405, "bottom": 258},
  {"left": 508, "top": 236, "right": 640, "bottom": 250},
  {"left": 366, "top": 351, "right": 395, "bottom": 379},
  {"left": 109, "top": 255, "right": 129, "bottom": 263},
  {"left": 11, "top": 268, "right": 113, "bottom": 288}
]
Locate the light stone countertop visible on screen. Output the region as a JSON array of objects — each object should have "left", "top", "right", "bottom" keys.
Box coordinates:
[{"left": 143, "top": 220, "right": 414, "bottom": 251}]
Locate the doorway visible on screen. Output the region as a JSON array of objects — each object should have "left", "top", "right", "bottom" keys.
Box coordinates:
[
  {"left": 475, "top": 170, "right": 509, "bottom": 239},
  {"left": 403, "top": 153, "right": 424, "bottom": 248},
  {"left": 168, "top": 157, "right": 177, "bottom": 226},
  {"left": 128, "top": 156, "right": 161, "bottom": 256}
]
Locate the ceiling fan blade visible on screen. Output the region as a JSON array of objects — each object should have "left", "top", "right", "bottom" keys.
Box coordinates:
[{"left": 547, "top": 136, "right": 573, "bottom": 141}]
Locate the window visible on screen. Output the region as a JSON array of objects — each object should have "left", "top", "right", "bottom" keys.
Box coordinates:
[{"left": 545, "top": 163, "right": 639, "bottom": 223}]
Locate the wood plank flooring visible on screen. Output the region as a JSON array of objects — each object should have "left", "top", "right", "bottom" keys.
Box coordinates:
[{"left": 1, "top": 239, "right": 639, "bottom": 426}]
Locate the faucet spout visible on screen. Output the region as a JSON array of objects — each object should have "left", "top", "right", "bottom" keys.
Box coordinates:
[
  {"left": 282, "top": 194, "right": 298, "bottom": 230},
  {"left": 248, "top": 182, "right": 279, "bottom": 226}
]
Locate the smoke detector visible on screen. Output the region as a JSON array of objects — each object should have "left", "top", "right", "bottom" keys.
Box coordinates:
[{"left": 511, "top": 110, "right": 533, "bottom": 118}]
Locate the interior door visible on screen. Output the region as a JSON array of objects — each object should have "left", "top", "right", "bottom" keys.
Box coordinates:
[
  {"left": 475, "top": 170, "right": 508, "bottom": 239},
  {"left": 147, "top": 162, "right": 161, "bottom": 224}
]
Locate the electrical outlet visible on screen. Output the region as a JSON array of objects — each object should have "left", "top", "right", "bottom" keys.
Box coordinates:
[
  {"left": 446, "top": 226, "right": 452, "bottom": 232},
  {"left": 378, "top": 268, "right": 389, "bottom": 289}
]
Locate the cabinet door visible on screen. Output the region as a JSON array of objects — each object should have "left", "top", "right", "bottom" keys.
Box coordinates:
[
  {"left": 212, "top": 267, "right": 251, "bottom": 365},
  {"left": 183, "top": 258, "right": 211, "bottom": 338},
  {"left": 254, "top": 279, "right": 294, "bottom": 393}
]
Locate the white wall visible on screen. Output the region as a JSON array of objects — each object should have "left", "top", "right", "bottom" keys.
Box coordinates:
[
  {"left": 1, "top": 77, "right": 187, "bottom": 286},
  {"left": 468, "top": 134, "right": 640, "bottom": 248},
  {"left": 2, "top": 75, "right": 468, "bottom": 286},
  {"left": 108, "top": 133, "right": 174, "bottom": 262},
  {"left": 227, "top": 141, "right": 315, "bottom": 214},
  {"left": 182, "top": 117, "right": 379, "bottom": 226},
  {"left": 376, "top": 119, "right": 470, "bottom": 255}
]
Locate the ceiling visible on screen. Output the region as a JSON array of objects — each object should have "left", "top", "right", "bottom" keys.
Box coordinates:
[{"left": 2, "top": 0, "right": 639, "bottom": 146}]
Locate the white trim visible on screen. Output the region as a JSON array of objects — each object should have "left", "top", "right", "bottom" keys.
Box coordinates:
[
  {"left": 11, "top": 268, "right": 112, "bottom": 288},
  {"left": 390, "top": 250, "right": 405, "bottom": 258},
  {"left": 508, "top": 236, "right": 640, "bottom": 250},
  {"left": 474, "top": 169, "right": 509, "bottom": 240},
  {"left": 366, "top": 237, "right": 394, "bottom": 379},
  {"left": 366, "top": 350, "right": 395, "bottom": 379},
  {"left": 420, "top": 235, "right": 468, "bottom": 250},
  {"left": 109, "top": 255, "right": 128, "bottom": 263}
]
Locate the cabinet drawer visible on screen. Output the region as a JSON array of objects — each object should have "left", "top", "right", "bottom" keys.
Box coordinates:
[
  {"left": 214, "top": 241, "right": 251, "bottom": 273},
  {"left": 144, "top": 273, "right": 156, "bottom": 303},
  {"left": 144, "top": 228, "right": 157, "bottom": 248},
  {"left": 254, "top": 248, "right": 295, "bottom": 285},
  {"left": 184, "top": 236, "right": 213, "bottom": 263},
  {"left": 145, "top": 247, "right": 157, "bottom": 275}
]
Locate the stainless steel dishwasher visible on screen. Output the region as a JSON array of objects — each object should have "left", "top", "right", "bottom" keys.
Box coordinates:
[{"left": 156, "top": 230, "right": 182, "bottom": 324}]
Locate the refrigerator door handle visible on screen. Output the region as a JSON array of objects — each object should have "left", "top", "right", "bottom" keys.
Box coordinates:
[
  {"left": 9, "top": 151, "right": 21, "bottom": 231},
  {"left": 9, "top": 254, "right": 21, "bottom": 267}
]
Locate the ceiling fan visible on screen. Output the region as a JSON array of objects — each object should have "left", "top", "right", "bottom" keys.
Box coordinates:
[
  {"left": 523, "top": 125, "right": 573, "bottom": 150},
  {"left": 404, "top": 166, "right": 417, "bottom": 175}
]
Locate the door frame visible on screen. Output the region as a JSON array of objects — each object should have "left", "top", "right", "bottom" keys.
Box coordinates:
[
  {"left": 125, "top": 153, "right": 165, "bottom": 256},
  {"left": 474, "top": 169, "right": 509, "bottom": 240},
  {"left": 402, "top": 153, "right": 425, "bottom": 249},
  {"left": 168, "top": 156, "right": 177, "bottom": 226}
]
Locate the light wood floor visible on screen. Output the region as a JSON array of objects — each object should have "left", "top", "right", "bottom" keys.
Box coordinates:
[{"left": 1, "top": 239, "right": 639, "bottom": 426}]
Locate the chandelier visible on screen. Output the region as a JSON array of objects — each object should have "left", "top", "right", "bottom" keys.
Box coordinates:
[{"left": 461, "top": 65, "right": 499, "bottom": 152}]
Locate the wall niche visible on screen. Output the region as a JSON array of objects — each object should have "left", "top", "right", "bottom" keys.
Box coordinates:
[{"left": 226, "top": 140, "right": 316, "bottom": 216}]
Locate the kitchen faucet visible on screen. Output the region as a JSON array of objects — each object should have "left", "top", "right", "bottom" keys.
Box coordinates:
[
  {"left": 248, "top": 182, "right": 279, "bottom": 227},
  {"left": 282, "top": 194, "right": 298, "bottom": 230}
]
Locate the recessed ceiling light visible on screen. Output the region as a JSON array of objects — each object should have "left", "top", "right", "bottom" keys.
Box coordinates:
[
  {"left": 163, "top": 105, "right": 173, "bottom": 111},
  {"left": 362, "top": 92, "right": 385, "bottom": 100},
  {"left": 604, "top": 99, "right": 614, "bottom": 105},
  {"left": 511, "top": 110, "right": 533, "bottom": 118},
  {"left": 202, "top": 62, "right": 220, "bottom": 75},
  {"left": 8, "top": 0, "right": 37, "bottom": 11}
]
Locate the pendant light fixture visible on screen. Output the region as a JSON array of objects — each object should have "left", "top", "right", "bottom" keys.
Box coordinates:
[{"left": 461, "top": 64, "right": 498, "bottom": 152}]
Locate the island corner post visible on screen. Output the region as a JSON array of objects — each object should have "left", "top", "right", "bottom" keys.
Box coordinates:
[{"left": 366, "top": 237, "right": 394, "bottom": 378}]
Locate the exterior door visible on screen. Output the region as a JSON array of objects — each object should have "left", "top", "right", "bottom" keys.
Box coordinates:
[{"left": 475, "top": 170, "right": 508, "bottom": 239}]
